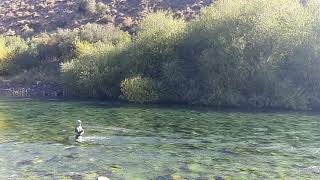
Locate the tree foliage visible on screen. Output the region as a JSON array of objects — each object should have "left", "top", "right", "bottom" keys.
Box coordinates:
[
  {"left": 2, "top": 0, "right": 320, "bottom": 110},
  {"left": 121, "top": 76, "right": 160, "bottom": 103}
]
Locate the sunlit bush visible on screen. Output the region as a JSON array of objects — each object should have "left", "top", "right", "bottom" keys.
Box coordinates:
[
  {"left": 78, "top": 23, "right": 131, "bottom": 45},
  {"left": 2, "top": 0, "right": 320, "bottom": 110},
  {"left": 120, "top": 76, "right": 160, "bottom": 103},
  {"left": 186, "top": 0, "right": 315, "bottom": 108},
  {"left": 0, "top": 36, "right": 28, "bottom": 74},
  {"left": 131, "top": 11, "right": 187, "bottom": 78},
  {"left": 61, "top": 42, "right": 130, "bottom": 98}
]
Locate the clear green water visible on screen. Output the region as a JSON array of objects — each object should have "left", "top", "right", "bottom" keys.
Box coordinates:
[{"left": 0, "top": 97, "right": 320, "bottom": 179}]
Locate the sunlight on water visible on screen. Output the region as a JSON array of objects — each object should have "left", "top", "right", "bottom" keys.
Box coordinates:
[{"left": 0, "top": 97, "right": 320, "bottom": 179}]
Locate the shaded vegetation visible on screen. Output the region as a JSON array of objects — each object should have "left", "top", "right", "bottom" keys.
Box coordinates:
[{"left": 1, "top": 0, "right": 320, "bottom": 110}]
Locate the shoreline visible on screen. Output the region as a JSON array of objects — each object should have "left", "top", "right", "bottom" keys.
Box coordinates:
[
  {"left": 0, "top": 82, "right": 316, "bottom": 113},
  {"left": 0, "top": 95, "right": 318, "bottom": 114}
]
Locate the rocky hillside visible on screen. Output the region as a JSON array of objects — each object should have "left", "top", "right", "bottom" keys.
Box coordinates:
[{"left": 0, "top": 0, "right": 213, "bottom": 36}]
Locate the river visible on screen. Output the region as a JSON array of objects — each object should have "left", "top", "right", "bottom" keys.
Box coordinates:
[{"left": 0, "top": 97, "right": 319, "bottom": 179}]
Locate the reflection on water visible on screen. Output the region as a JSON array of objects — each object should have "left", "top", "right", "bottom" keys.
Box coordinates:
[{"left": 0, "top": 97, "right": 320, "bottom": 179}]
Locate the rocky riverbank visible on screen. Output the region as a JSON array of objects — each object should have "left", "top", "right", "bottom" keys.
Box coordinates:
[{"left": 0, "top": 82, "right": 64, "bottom": 97}]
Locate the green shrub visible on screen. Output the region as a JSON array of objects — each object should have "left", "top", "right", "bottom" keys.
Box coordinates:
[
  {"left": 28, "top": 30, "right": 78, "bottom": 61},
  {"left": 131, "top": 11, "right": 187, "bottom": 78},
  {"left": 61, "top": 42, "right": 130, "bottom": 98},
  {"left": 59, "top": 24, "right": 132, "bottom": 98},
  {"left": 0, "top": 36, "right": 28, "bottom": 74},
  {"left": 96, "top": 2, "right": 109, "bottom": 18},
  {"left": 0, "top": 37, "right": 13, "bottom": 74},
  {"left": 78, "top": 0, "right": 96, "bottom": 15},
  {"left": 78, "top": 23, "right": 131, "bottom": 45},
  {"left": 25, "top": 23, "right": 130, "bottom": 70},
  {"left": 120, "top": 76, "right": 160, "bottom": 103},
  {"left": 185, "top": 0, "right": 315, "bottom": 108},
  {"left": 160, "top": 60, "right": 200, "bottom": 103},
  {"left": 2, "top": 0, "right": 320, "bottom": 110},
  {"left": 73, "top": 40, "right": 96, "bottom": 57}
]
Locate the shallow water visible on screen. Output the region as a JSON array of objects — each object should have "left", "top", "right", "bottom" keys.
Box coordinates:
[{"left": 0, "top": 97, "right": 320, "bottom": 179}]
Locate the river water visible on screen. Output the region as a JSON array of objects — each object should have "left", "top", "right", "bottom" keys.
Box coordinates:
[{"left": 0, "top": 97, "right": 320, "bottom": 179}]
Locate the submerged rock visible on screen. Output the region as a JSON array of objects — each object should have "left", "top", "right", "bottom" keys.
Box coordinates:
[
  {"left": 65, "top": 153, "right": 78, "bottom": 160},
  {"left": 156, "top": 176, "right": 173, "bottom": 180},
  {"left": 188, "top": 163, "right": 203, "bottom": 172},
  {"left": 83, "top": 172, "right": 98, "bottom": 179},
  {"left": 214, "top": 176, "right": 224, "bottom": 180},
  {"left": 16, "top": 160, "right": 33, "bottom": 166},
  {"left": 31, "top": 157, "right": 44, "bottom": 165},
  {"left": 304, "top": 166, "right": 320, "bottom": 174},
  {"left": 171, "top": 175, "right": 183, "bottom": 180},
  {"left": 46, "top": 155, "right": 60, "bottom": 163},
  {"left": 65, "top": 172, "right": 83, "bottom": 180},
  {"left": 96, "top": 169, "right": 112, "bottom": 177},
  {"left": 110, "top": 165, "right": 124, "bottom": 173},
  {"left": 222, "top": 149, "right": 239, "bottom": 156},
  {"left": 156, "top": 174, "right": 184, "bottom": 180},
  {"left": 162, "top": 167, "right": 177, "bottom": 174},
  {"left": 60, "top": 176, "right": 72, "bottom": 180},
  {"left": 65, "top": 146, "right": 78, "bottom": 151},
  {"left": 179, "top": 164, "right": 190, "bottom": 172}
]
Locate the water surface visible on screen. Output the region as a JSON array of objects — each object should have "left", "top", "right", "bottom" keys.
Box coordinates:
[{"left": 0, "top": 97, "right": 320, "bottom": 179}]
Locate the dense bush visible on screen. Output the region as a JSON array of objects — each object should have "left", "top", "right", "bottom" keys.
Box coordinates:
[
  {"left": 131, "top": 12, "right": 187, "bottom": 78},
  {"left": 60, "top": 23, "right": 131, "bottom": 98},
  {"left": 61, "top": 43, "right": 130, "bottom": 98},
  {"left": 120, "top": 76, "right": 160, "bottom": 103},
  {"left": 0, "top": 36, "right": 28, "bottom": 74},
  {"left": 78, "top": 23, "right": 131, "bottom": 45},
  {"left": 183, "top": 0, "right": 317, "bottom": 109},
  {"left": 128, "top": 12, "right": 199, "bottom": 103},
  {"left": 2, "top": 0, "right": 320, "bottom": 110}
]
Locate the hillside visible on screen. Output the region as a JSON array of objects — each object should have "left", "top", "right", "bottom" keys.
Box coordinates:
[{"left": 0, "top": 0, "right": 213, "bottom": 36}]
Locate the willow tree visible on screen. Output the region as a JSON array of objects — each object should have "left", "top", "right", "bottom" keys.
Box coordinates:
[
  {"left": 128, "top": 11, "right": 196, "bottom": 103},
  {"left": 186, "top": 0, "right": 315, "bottom": 109}
]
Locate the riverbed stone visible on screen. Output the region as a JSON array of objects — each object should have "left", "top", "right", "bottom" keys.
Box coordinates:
[
  {"left": 83, "top": 172, "right": 98, "bottom": 179},
  {"left": 65, "top": 153, "right": 78, "bottom": 160},
  {"left": 65, "top": 146, "right": 78, "bottom": 151},
  {"left": 222, "top": 149, "right": 239, "bottom": 156},
  {"left": 31, "top": 157, "right": 44, "bottom": 164},
  {"left": 214, "top": 176, "right": 224, "bottom": 180},
  {"left": 179, "top": 164, "right": 190, "bottom": 172},
  {"left": 156, "top": 176, "right": 173, "bottom": 180},
  {"left": 46, "top": 155, "right": 60, "bottom": 163},
  {"left": 111, "top": 165, "right": 124, "bottom": 173},
  {"left": 188, "top": 163, "right": 203, "bottom": 172},
  {"left": 194, "top": 177, "right": 209, "bottom": 180},
  {"left": 304, "top": 166, "right": 320, "bottom": 174},
  {"left": 60, "top": 176, "right": 72, "bottom": 180},
  {"left": 17, "top": 160, "right": 33, "bottom": 166},
  {"left": 65, "top": 172, "right": 83, "bottom": 180},
  {"left": 171, "top": 174, "right": 183, "bottom": 180},
  {"left": 96, "top": 169, "right": 112, "bottom": 177},
  {"left": 162, "top": 167, "right": 177, "bottom": 174}
]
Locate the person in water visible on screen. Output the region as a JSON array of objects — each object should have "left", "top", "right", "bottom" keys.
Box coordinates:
[{"left": 75, "top": 120, "right": 84, "bottom": 141}]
